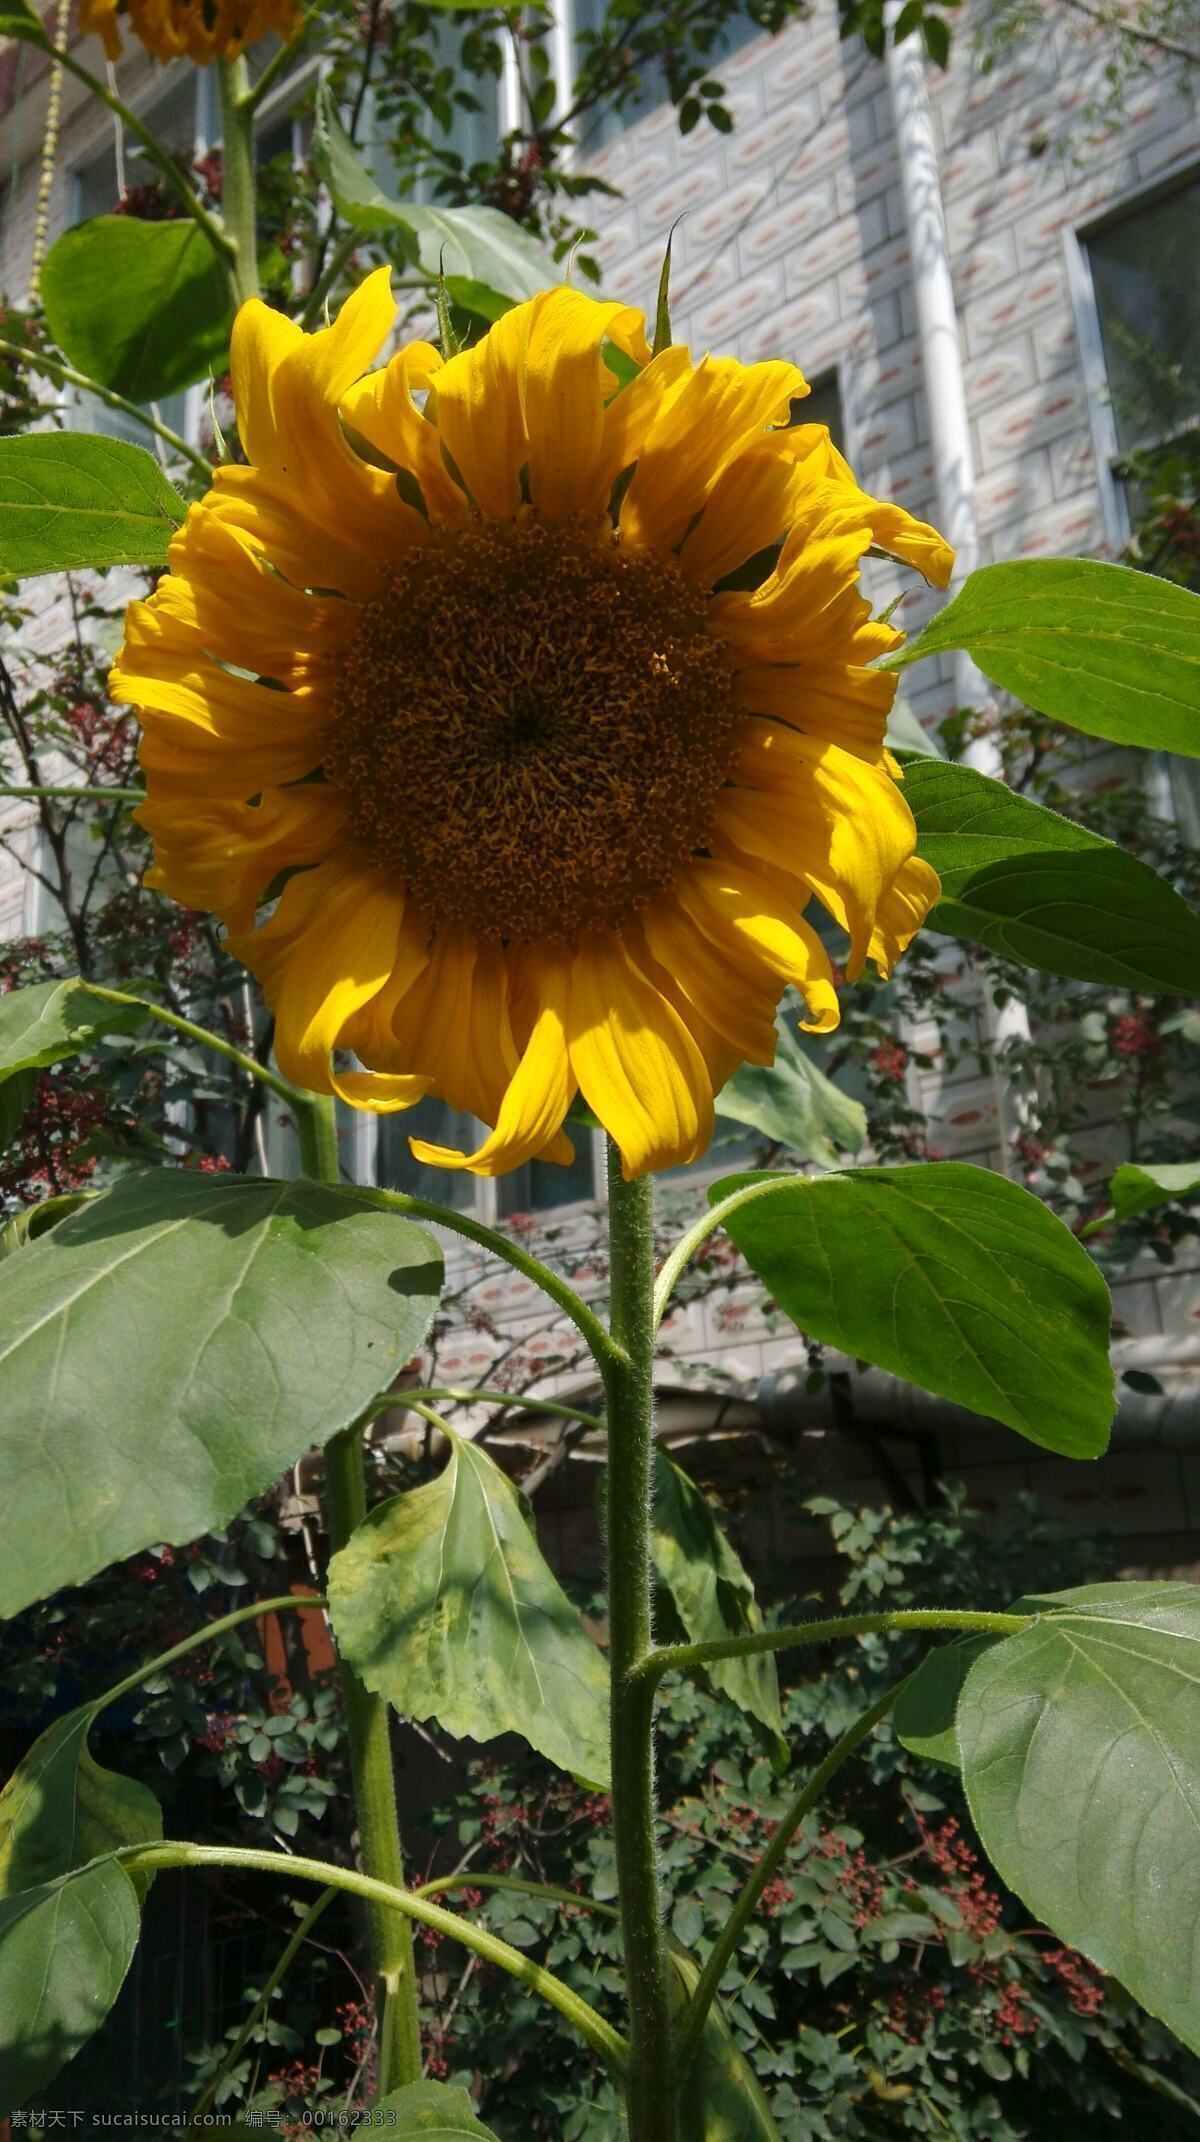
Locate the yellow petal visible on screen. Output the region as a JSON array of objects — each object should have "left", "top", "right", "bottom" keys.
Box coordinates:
[
  {"left": 675, "top": 861, "right": 840, "bottom": 1034},
  {"left": 341, "top": 339, "right": 470, "bottom": 530},
  {"left": 432, "top": 287, "right": 651, "bottom": 522},
  {"left": 731, "top": 665, "right": 897, "bottom": 763},
  {"left": 567, "top": 932, "right": 713, "bottom": 1177},
  {"left": 719, "top": 729, "right": 920, "bottom": 977},
  {"left": 637, "top": 896, "right": 779, "bottom": 1065},
  {"left": 138, "top": 784, "right": 348, "bottom": 934},
  {"left": 620, "top": 354, "right": 805, "bottom": 552},
  {"left": 411, "top": 948, "right": 575, "bottom": 1175},
  {"left": 677, "top": 441, "right": 801, "bottom": 587},
  {"left": 230, "top": 858, "right": 430, "bottom": 1112},
  {"left": 868, "top": 855, "right": 942, "bottom": 976}
]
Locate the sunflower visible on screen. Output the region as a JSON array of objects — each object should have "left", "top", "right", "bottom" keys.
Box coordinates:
[
  {"left": 80, "top": 0, "right": 299, "bottom": 64},
  {"left": 112, "top": 274, "right": 950, "bottom": 1179}
]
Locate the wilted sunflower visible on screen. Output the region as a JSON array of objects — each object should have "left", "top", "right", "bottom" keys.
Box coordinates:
[
  {"left": 112, "top": 274, "right": 950, "bottom": 1179},
  {"left": 80, "top": 0, "right": 299, "bottom": 63}
]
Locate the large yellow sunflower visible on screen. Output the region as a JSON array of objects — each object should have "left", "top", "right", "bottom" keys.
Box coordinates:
[
  {"left": 112, "top": 274, "right": 950, "bottom": 1180},
  {"left": 80, "top": 0, "right": 299, "bottom": 64}
]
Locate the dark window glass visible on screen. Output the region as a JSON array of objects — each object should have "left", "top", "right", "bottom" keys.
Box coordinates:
[
  {"left": 1088, "top": 177, "right": 1200, "bottom": 451},
  {"left": 376, "top": 1097, "right": 477, "bottom": 1210}
]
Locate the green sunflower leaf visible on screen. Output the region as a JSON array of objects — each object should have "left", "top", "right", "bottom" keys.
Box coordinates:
[
  {"left": 905, "top": 756, "right": 1200, "bottom": 992},
  {"left": 892, "top": 1633, "right": 1001, "bottom": 1772},
  {"left": 1106, "top": 1159, "right": 1200, "bottom": 1225},
  {"left": 886, "top": 558, "right": 1200, "bottom": 759},
  {"left": 41, "top": 217, "right": 232, "bottom": 405},
  {"left": 652, "top": 1451, "right": 786, "bottom": 1766},
  {"left": 958, "top": 1582, "right": 1200, "bottom": 2058},
  {"left": 709, "top": 1162, "right": 1114, "bottom": 1456},
  {"left": 328, "top": 1427, "right": 611, "bottom": 1786},
  {"left": 0, "top": 1861, "right": 141, "bottom": 2115},
  {"left": 0, "top": 1708, "right": 161, "bottom": 1903},
  {"left": 0, "top": 1170, "right": 442, "bottom": 1618},
  {"left": 313, "top": 84, "right": 554, "bottom": 302},
  {"left": 0, "top": 435, "right": 184, "bottom": 578},
  {"left": 369, "top": 2083, "right": 500, "bottom": 2136}
]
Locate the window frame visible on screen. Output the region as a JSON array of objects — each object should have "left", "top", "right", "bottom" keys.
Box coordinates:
[{"left": 1067, "top": 152, "right": 1200, "bottom": 553}]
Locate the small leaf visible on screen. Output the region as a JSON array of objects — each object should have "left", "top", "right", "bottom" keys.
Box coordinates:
[
  {"left": 906, "top": 757, "right": 1200, "bottom": 992},
  {"left": 893, "top": 1635, "right": 1000, "bottom": 1771},
  {"left": 328, "top": 1427, "right": 611, "bottom": 1785},
  {"left": 0, "top": 1861, "right": 141, "bottom": 2114},
  {"left": 0, "top": 436, "right": 184, "bottom": 578},
  {"left": 652, "top": 1451, "right": 785, "bottom": 1764},
  {"left": 1108, "top": 1160, "right": 1200, "bottom": 1225},
  {"left": 958, "top": 1582, "right": 1200, "bottom": 2057},
  {"left": 41, "top": 218, "right": 232, "bottom": 404},
  {"left": 370, "top": 2083, "right": 500, "bottom": 2136},
  {"left": 715, "top": 1018, "right": 866, "bottom": 1166},
  {"left": 710, "top": 1163, "right": 1114, "bottom": 1455},
  {"left": 0, "top": 1068, "right": 34, "bottom": 1152},
  {"left": 0, "top": 1170, "right": 442, "bottom": 1618},
  {"left": 887, "top": 558, "right": 1200, "bottom": 759},
  {"left": 313, "top": 87, "right": 554, "bottom": 302},
  {"left": 653, "top": 229, "right": 674, "bottom": 356},
  {"left": 443, "top": 278, "right": 517, "bottom": 325}
]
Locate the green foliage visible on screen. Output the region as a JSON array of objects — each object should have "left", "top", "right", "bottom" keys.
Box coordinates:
[
  {"left": 715, "top": 1016, "right": 867, "bottom": 1167},
  {"left": 0, "top": 1861, "right": 142, "bottom": 2114},
  {"left": 906, "top": 756, "right": 1200, "bottom": 991},
  {"left": 1105, "top": 1159, "right": 1200, "bottom": 1225},
  {"left": 889, "top": 558, "right": 1200, "bottom": 759},
  {"left": 0, "top": 1707, "right": 161, "bottom": 1899},
  {"left": 40, "top": 219, "right": 232, "bottom": 404},
  {"left": 420, "top": 1491, "right": 1200, "bottom": 2138},
  {"left": 0, "top": 435, "right": 183, "bottom": 577},
  {"left": 0, "top": 1170, "right": 442, "bottom": 1617},
  {"left": 958, "top": 1583, "right": 1200, "bottom": 2060},
  {"left": 0, "top": 978, "right": 142, "bottom": 1087},
  {"left": 0, "top": 0, "right": 46, "bottom": 43},
  {"left": 671, "top": 1953, "right": 783, "bottom": 2140},
  {"left": 893, "top": 1636, "right": 996, "bottom": 1771},
  {"left": 709, "top": 1163, "right": 1115, "bottom": 1455},
  {"left": 651, "top": 1451, "right": 784, "bottom": 1764},
  {"left": 312, "top": 85, "right": 555, "bottom": 299},
  {"left": 328, "top": 1426, "right": 611, "bottom": 1785},
  {"left": 372, "top": 2082, "right": 502, "bottom": 2135}
]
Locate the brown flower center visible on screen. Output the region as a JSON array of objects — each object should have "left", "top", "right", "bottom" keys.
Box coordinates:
[{"left": 325, "top": 516, "right": 737, "bottom": 942}]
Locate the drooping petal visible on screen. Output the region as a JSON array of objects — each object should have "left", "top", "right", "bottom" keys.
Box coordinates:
[
  {"left": 229, "top": 858, "right": 431, "bottom": 1111},
  {"left": 674, "top": 861, "right": 841, "bottom": 1034},
  {"left": 567, "top": 931, "right": 714, "bottom": 1177},
  {"left": 719, "top": 727, "right": 922, "bottom": 977},
  {"left": 869, "top": 855, "right": 942, "bottom": 976},
  {"left": 411, "top": 948, "right": 575, "bottom": 1175}
]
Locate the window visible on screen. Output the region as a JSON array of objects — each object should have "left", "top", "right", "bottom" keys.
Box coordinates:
[{"left": 1076, "top": 171, "right": 1200, "bottom": 545}]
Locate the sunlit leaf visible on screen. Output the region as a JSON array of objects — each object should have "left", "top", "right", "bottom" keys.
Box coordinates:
[
  {"left": 0, "top": 1170, "right": 442, "bottom": 1617},
  {"left": 888, "top": 559, "right": 1200, "bottom": 759},
  {"left": 906, "top": 757, "right": 1200, "bottom": 992},
  {"left": 329, "top": 1427, "right": 611, "bottom": 1785},
  {"left": 0, "top": 1709, "right": 161, "bottom": 1902},
  {"left": 710, "top": 1163, "right": 1114, "bottom": 1455},
  {"left": 42, "top": 218, "right": 232, "bottom": 403},
  {"left": 715, "top": 1018, "right": 866, "bottom": 1167},
  {"left": 0, "top": 436, "right": 184, "bottom": 577}
]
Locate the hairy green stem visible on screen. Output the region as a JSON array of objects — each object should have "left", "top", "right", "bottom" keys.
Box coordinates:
[
  {"left": 49, "top": 44, "right": 234, "bottom": 261},
  {"left": 0, "top": 340, "right": 211, "bottom": 479},
  {"left": 638, "top": 1608, "right": 1031, "bottom": 1690},
  {"left": 216, "top": 56, "right": 261, "bottom": 306},
  {"left": 372, "top": 1385, "right": 607, "bottom": 1437},
  {"left": 368, "top": 1185, "right": 615, "bottom": 1372},
  {"left": 652, "top": 1174, "right": 800, "bottom": 1332},
  {"left": 602, "top": 1145, "right": 675, "bottom": 2142},
  {"left": 415, "top": 1871, "right": 621, "bottom": 1924},
  {"left": 115, "top": 1842, "right": 627, "bottom": 2071},
  {"left": 187, "top": 1887, "right": 335, "bottom": 2125},
  {"left": 676, "top": 1681, "right": 907, "bottom": 2075},
  {"left": 300, "top": 1091, "right": 420, "bottom": 2092},
  {"left": 94, "top": 1593, "right": 324, "bottom": 1718}
]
